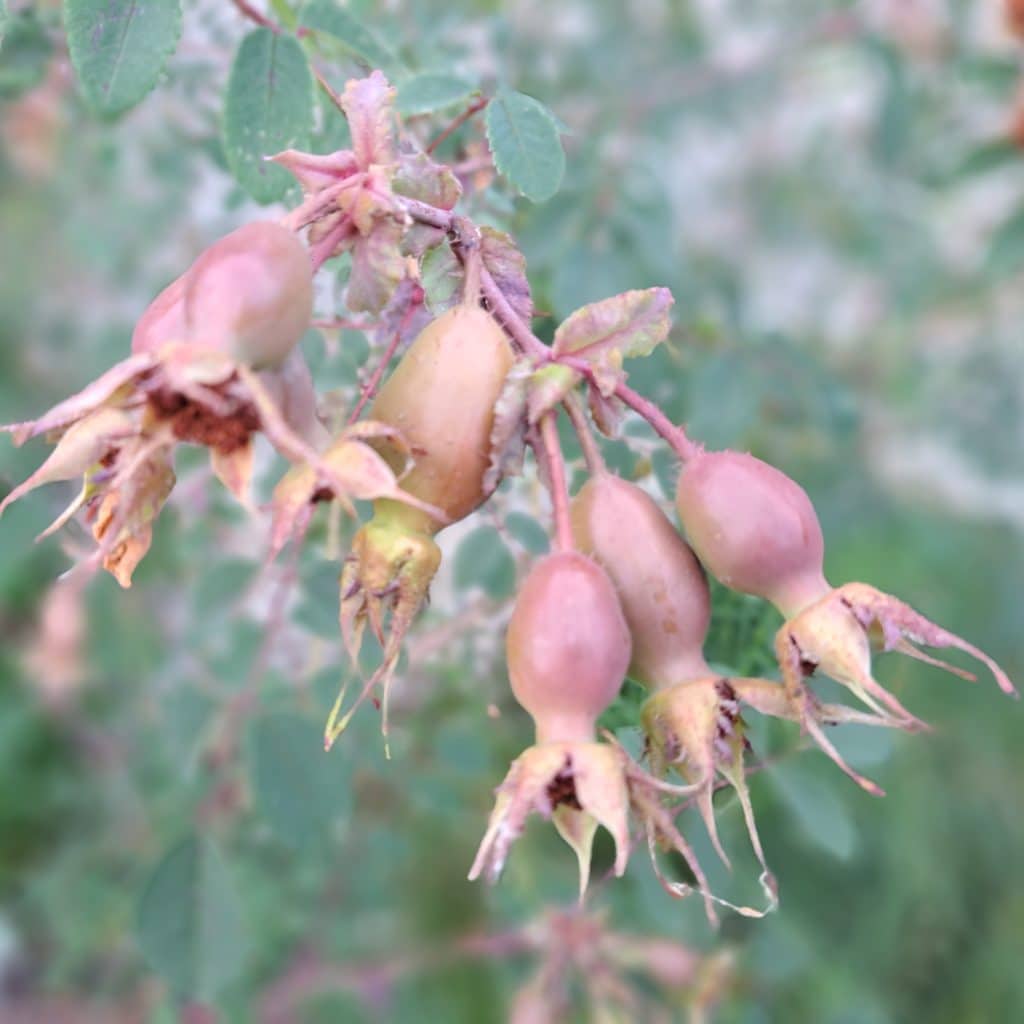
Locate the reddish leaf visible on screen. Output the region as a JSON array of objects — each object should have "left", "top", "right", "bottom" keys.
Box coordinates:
[{"left": 552, "top": 287, "right": 673, "bottom": 364}]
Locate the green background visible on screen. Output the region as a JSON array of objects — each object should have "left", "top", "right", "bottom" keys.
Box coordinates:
[{"left": 0, "top": 0, "right": 1021, "bottom": 1020}]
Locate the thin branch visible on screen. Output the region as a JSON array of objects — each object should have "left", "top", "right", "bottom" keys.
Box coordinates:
[
  {"left": 426, "top": 96, "right": 489, "bottom": 155},
  {"left": 479, "top": 267, "right": 550, "bottom": 361},
  {"left": 537, "top": 412, "right": 574, "bottom": 552},
  {"left": 312, "top": 66, "right": 345, "bottom": 112},
  {"left": 229, "top": 0, "right": 278, "bottom": 32},
  {"left": 346, "top": 291, "right": 422, "bottom": 425},
  {"left": 563, "top": 392, "right": 606, "bottom": 475}
]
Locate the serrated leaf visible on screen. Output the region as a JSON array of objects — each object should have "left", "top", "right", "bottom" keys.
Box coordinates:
[
  {"left": 248, "top": 713, "right": 350, "bottom": 845},
  {"left": 396, "top": 73, "right": 474, "bottom": 116},
  {"left": 137, "top": 836, "right": 248, "bottom": 1000},
  {"left": 454, "top": 526, "right": 516, "bottom": 599},
  {"left": 480, "top": 227, "right": 532, "bottom": 322},
  {"left": 222, "top": 29, "right": 314, "bottom": 204},
  {"left": 552, "top": 288, "right": 674, "bottom": 373},
  {"left": 300, "top": 0, "right": 398, "bottom": 72},
  {"left": 0, "top": 10, "right": 52, "bottom": 99},
  {"left": 485, "top": 89, "right": 565, "bottom": 203},
  {"left": 63, "top": 0, "right": 181, "bottom": 116}
]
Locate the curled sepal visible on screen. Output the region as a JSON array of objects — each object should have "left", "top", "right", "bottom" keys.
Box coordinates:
[
  {"left": 1, "top": 354, "right": 155, "bottom": 446},
  {"left": 468, "top": 742, "right": 630, "bottom": 900},
  {"left": 268, "top": 434, "right": 444, "bottom": 561},
  {"left": 733, "top": 675, "right": 902, "bottom": 799},
  {"left": 642, "top": 678, "right": 774, "bottom": 893},
  {"left": 774, "top": 582, "right": 1017, "bottom": 785},
  {"left": 89, "top": 442, "right": 176, "bottom": 588},
  {"left": 326, "top": 511, "right": 442, "bottom": 751},
  {"left": 0, "top": 408, "right": 136, "bottom": 516}
]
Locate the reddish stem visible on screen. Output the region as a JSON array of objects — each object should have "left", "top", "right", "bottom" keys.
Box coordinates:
[
  {"left": 537, "top": 412, "right": 574, "bottom": 552},
  {"left": 312, "top": 67, "right": 345, "bottom": 111},
  {"left": 346, "top": 294, "right": 421, "bottom": 425},
  {"left": 230, "top": 0, "right": 309, "bottom": 38},
  {"left": 556, "top": 355, "right": 700, "bottom": 461},
  {"left": 230, "top": 0, "right": 278, "bottom": 31},
  {"left": 426, "top": 96, "right": 489, "bottom": 155},
  {"left": 563, "top": 392, "right": 606, "bottom": 474}
]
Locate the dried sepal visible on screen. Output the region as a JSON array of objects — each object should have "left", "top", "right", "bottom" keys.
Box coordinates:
[
  {"left": 347, "top": 218, "right": 407, "bottom": 314},
  {"left": 2, "top": 354, "right": 156, "bottom": 445},
  {"left": 642, "top": 678, "right": 772, "bottom": 882},
  {"left": 468, "top": 742, "right": 631, "bottom": 900},
  {"left": 0, "top": 407, "right": 135, "bottom": 516},
  {"left": 587, "top": 382, "right": 623, "bottom": 438},
  {"left": 88, "top": 441, "right": 176, "bottom": 588},
  {"left": 772, "top": 581, "right": 1016, "bottom": 793},
  {"left": 326, "top": 514, "right": 442, "bottom": 752}
]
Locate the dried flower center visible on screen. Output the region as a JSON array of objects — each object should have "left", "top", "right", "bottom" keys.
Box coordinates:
[
  {"left": 148, "top": 390, "right": 259, "bottom": 454},
  {"left": 546, "top": 768, "right": 582, "bottom": 811}
]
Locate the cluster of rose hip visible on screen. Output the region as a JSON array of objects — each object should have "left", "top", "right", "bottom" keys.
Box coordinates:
[{"left": 2, "top": 73, "right": 1015, "bottom": 923}]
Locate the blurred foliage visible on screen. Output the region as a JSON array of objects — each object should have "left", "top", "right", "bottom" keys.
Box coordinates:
[{"left": 1, "top": 0, "right": 1022, "bottom": 1021}]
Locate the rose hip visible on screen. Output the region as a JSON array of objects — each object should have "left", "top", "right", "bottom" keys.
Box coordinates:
[
  {"left": 675, "top": 450, "right": 830, "bottom": 618},
  {"left": 571, "top": 472, "right": 710, "bottom": 687}
]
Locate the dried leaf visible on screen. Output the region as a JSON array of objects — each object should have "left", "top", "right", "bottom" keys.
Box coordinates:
[
  {"left": 393, "top": 146, "right": 462, "bottom": 209},
  {"left": 209, "top": 441, "right": 254, "bottom": 506},
  {"left": 552, "top": 287, "right": 674, "bottom": 364},
  {"left": 347, "top": 218, "right": 406, "bottom": 314},
  {"left": 481, "top": 227, "right": 532, "bottom": 323},
  {"left": 587, "top": 381, "right": 623, "bottom": 437},
  {"left": 0, "top": 408, "right": 135, "bottom": 515},
  {"left": 2, "top": 354, "right": 154, "bottom": 444},
  {"left": 484, "top": 360, "right": 532, "bottom": 495}
]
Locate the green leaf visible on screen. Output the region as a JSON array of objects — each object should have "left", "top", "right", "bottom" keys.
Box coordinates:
[
  {"left": 485, "top": 89, "right": 565, "bottom": 203},
  {"left": 505, "top": 511, "right": 549, "bottom": 555},
  {"left": 299, "top": 0, "right": 398, "bottom": 72},
  {"left": 396, "top": 73, "right": 474, "bottom": 116},
  {"left": 0, "top": 10, "right": 53, "bottom": 99},
  {"left": 453, "top": 526, "right": 516, "bottom": 600},
  {"left": 987, "top": 206, "right": 1024, "bottom": 278},
  {"left": 63, "top": 0, "right": 182, "bottom": 116},
  {"left": 552, "top": 288, "right": 674, "bottom": 364},
  {"left": 771, "top": 766, "right": 858, "bottom": 861},
  {"left": 137, "top": 836, "right": 248, "bottom": 1000},
  {"left": 222, "top": 29, "right": 314, "bottom": 204},
  {"left": 248, "top": 712, "right": 351, "bottom": 845},
  {"left": 420, "top": 240, "right": 462, "bottom": 313}
]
